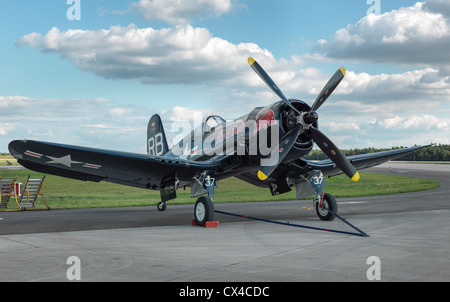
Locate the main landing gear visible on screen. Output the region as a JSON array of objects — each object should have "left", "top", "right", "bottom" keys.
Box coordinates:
[
  {"left": 158, "top": 170, "right": 338, "bottom": 225},
  {"left": 157, "top": 172, "right": 218, "bottom": 227},
  {"left": 310, "top": 170, "right": 337, "bottom": 221},
  {"left": 157, "top": 196, "right": 216, "bottom": 227},
  {"left": 194, "top": 196, "right": 215, "bottom": 226},
  {"left": 193, "top": 172, "right": 217, "bottom": 226},
  {"left": 314, "top": 193, "right": 337, "bottom": 221}
]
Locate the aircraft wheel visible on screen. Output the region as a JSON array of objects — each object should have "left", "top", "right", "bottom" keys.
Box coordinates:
[
  {"left": 194, "top": 196, "right": 215, "bottom": 226},
  {"left": 315, "top": 193, "right": 337, "bottom": 221},
  {"left": 157, "top": 201, "right": 167, "bottom": 211}
]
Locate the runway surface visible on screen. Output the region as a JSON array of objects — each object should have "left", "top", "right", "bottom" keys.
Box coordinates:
[{"left": 0, "top": 162, "right": 449, "bottom": 282}]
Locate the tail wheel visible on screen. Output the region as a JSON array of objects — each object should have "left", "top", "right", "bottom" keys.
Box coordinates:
[
  {"left": 315, "top": 193, "right": 337, "bottom": 221},
  {"left": 194, "top": 196, "right": 215, "bottom": 226},
  {"left": 157, "top": 201, "right": 167, "bottom": 211}
]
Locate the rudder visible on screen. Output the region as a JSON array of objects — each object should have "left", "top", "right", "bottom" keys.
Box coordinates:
[{"left": 147, "top": 114, "right": 169, "bottom": 156}]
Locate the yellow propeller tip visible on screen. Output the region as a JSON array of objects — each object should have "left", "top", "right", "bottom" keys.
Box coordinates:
[
  {"left": 257, "top": 170, "right": 268, "bottom": 180},
  {"left": 351, "top": 172, "right": 360, "bottom": 182},
  {"left": 340, "top": 67, "right": 346, "bottom": 76},
  {"left": 248, "top": 57, "right": 255, "bottom": 66}
]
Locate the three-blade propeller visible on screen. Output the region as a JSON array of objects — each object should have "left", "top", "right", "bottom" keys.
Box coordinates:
[{"left": 248, "top": 57, "right": 359, "bottom": 182}]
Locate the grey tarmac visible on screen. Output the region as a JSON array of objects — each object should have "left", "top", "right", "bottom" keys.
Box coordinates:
[{"left": 0, "top": 162, "right": 449, "bottom": 282}]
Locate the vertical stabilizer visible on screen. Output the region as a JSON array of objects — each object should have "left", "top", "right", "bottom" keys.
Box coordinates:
[{"left": 147, "top": 114, "right": 169, "bottom": 156}]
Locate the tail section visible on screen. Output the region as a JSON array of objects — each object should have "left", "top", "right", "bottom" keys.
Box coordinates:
[{"left": 147, "top": 114, "right": 169, "bottom": 156}]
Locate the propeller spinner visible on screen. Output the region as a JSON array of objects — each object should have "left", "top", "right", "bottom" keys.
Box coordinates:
[{"left": 248, "top": 57, "right": 359, "bottom": 182}]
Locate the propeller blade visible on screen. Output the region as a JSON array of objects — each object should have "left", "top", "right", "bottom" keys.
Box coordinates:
[
  {"left": 247, "top": 57, "right": 355, "bottom": 181},
  {"left": 310, "top": 126, "right": 360, "bottom": 182},
  {"left": 310, "top": 67, "right": 346, "bottom": 112},
  {"left": 257, "top": 125, "right": 302, "bottom": 180},
  {"left": 248, "top": 57, "right": 301, "bottom": 115}
]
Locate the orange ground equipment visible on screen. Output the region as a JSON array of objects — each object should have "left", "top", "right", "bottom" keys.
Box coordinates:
[
  {"left": 18, "top": 175, "right": 49, "bottom": 210},
  {"left": 0, "top": 176, "right": 20, "bottom": 209}
]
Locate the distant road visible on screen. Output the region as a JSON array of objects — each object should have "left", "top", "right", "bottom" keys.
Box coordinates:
[{"left": 0, "top": 165, "right": 25, "bottom": 171}]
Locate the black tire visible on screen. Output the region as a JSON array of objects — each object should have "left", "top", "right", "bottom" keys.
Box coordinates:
[
  {"left": 157, "top": 201, "right": 167, "bottom": 211},
  {"left": 194, "top": 196, "right": 215, "bottom": 226},
  {"left": 315, "top": 193, "right": 337, "bottom": 221}
]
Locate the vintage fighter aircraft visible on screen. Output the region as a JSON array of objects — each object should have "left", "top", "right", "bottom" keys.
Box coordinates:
[{"left": 8, "top": 58, "right": 425, "bottom": 225}]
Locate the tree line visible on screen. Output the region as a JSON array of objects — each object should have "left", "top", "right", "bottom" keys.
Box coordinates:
[{"left": 304, "top": 144, "right": 450, "bottom": 161}]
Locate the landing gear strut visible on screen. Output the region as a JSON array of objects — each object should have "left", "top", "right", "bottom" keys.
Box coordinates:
[{"left": 310, "top": 170, "right": 337, "bottom": 221}]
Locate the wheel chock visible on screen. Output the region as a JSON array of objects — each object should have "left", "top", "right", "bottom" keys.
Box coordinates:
[
  {"left": 192, "top": 220, "right": 219, "bottom": 228},
  {"left": 205, "top": 221, "right": 219, "bottom": 228}
]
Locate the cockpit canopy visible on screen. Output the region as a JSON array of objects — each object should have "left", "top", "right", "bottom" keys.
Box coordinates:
[{"left": 194, "top": 115, "right": 226, "bottom": 138}]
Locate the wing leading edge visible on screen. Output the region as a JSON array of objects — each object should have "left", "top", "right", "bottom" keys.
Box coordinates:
[
  {"left": 235, "top": 145, "right": 429, "bottom": 188},
  {"left": 302, "top": 145, "right": 430, "bottom": 177},
  {"left": 8, "top": 140, "right": 224, "bottom": 189}
]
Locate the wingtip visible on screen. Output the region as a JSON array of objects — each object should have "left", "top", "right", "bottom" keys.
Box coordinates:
[{"left": 257, "top": 170, "right": 268, "bottom": 180}]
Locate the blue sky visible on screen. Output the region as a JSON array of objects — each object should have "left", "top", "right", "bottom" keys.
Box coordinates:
[{"left": 1, "top": 0, "right": 449, "bottom": 153}]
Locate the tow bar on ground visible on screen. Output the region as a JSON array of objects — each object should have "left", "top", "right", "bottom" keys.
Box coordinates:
[{"left": 214, "top": 206, "right": 369, "bottom": 237}]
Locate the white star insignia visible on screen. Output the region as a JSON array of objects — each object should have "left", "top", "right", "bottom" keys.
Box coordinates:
[{"left": 46, "top": 155, "right": 82, "bottom": 167}]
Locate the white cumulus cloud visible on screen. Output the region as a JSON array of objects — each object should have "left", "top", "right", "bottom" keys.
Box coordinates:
[
  {"left": 315, "top": 2, "right": 450, "bottom": 68},
  {"left": 17, "top": 24, "right": 273, "bottom": 85},
  {"left": 377, "top": 114, "right": 450, "bottom": 130},
  {"left": 130, "top": 0, "right": 233, "bottom": 24},
  {"left": 0, "top": 96, "right": 152, "bottom": 152},
  {"left": 12, "top": 0, "right": 450, "bottom": 149}
]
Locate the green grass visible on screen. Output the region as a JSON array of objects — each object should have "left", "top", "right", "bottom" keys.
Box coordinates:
[{"left": 0, "top": 168, "right": 439, "bottom": 211}]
